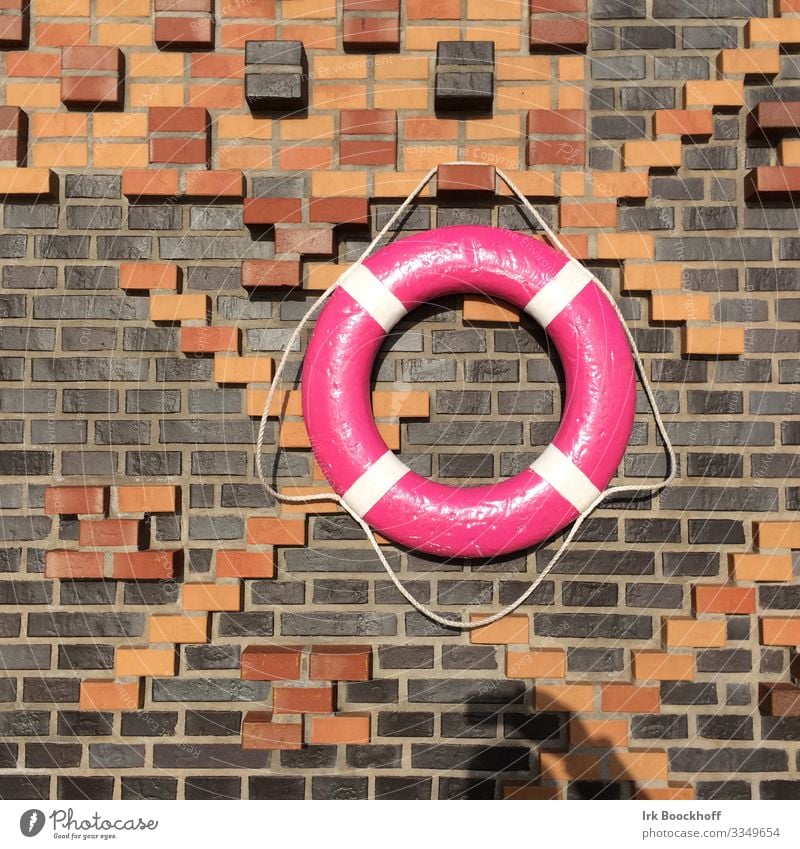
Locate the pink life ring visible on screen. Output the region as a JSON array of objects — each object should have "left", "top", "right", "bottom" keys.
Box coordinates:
[{"left": 302, "top": 225, "right": 636, "bottom": 558}]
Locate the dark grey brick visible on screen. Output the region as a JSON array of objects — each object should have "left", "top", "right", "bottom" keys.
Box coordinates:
[
  {"left": 128, "top": 204, "right": 183, "bottom": 230},
  {"left": 65, "top": 174, "right": 120, "bottom": 199},
  {"left": 280, "top": 611, "right": 396, "bottom": 636},
  {"left": 66, "top": 205, "right": 122, "bottom": 230},
  {"left": 535, "top": 613, "right": 651, "bottom": 640}
]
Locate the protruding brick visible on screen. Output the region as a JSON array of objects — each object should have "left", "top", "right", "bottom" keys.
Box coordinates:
[
  {"left": 682, "top": 326, "right": 745, "bottom": 356},
  {"left": 611, "top": 752, "right": 668, "bottom": 782},
  {"left": 749, "top": 102, "right": 800, "bottom": 137},
  {"left": 505, "top": 649, "right": 565, "bottom": 679},
  {"left": 759, "top": 683, "right": 800, "bottom": 717},
  {"left": 243, "top": 197, "right": 303, "bottom": 225},
  {"left": 761, "top": 618, "right": 800, "bottom": 647},
  {"left": 683, "top": 79, "right": 744, "bottom": 108},
  {"left": 241, "top": 645, "right": 303, "bottom": 681},
  {"left": 184, "top": 170, "right": 244, "bottom": 198},
  {"left": 180, "top": 326, "right": 239, "bottom": 354},
  {"left": 632, "top": 652, "right": 694, "bottom": 682},
  {"left": 309, "top": 645, "right": 371, "bottom": 681},
  {"left": 122, "top": 168, "right": 180, "bottom": 198},
  {"left": 149, "top": 614, "right": 209, "bottom": 644},
  {"left": 216, "top": 550, "right": 275, "bottom": 579},
  {"left": 308, "top": 197, "right": 370, "bottom": 225},
  {"left": 247, "top": 516, "right": 306, "bottom": 546},
  {"left": 746, "top": 18, "right": 800, "bottom": 47},
  {"left": 540, "top": 753, "right": 600, "bottom": 781},
  {"left": 343, "top": 15, "right": 400, "bottom": 49},
  {"left": 79, "top": 519, "right": 142, "bottom": 548},
  {"left": 113, "top": 551, "right": 175, "bottom": 581},
  {"left": 528, "top": 139, "right": 585, "bottom": 166},
  {"left": 80, "top": 680, "right": 142, "bottom": 711},
  {"left": 745, "top": 165, "right": 800, "bottom": 199},
  {"left": 182, "top": 583, "right": 241, "bottom": 612},
  {"left": 116, "top": 648, "right": 176, "bottom": 678},
  {"left": 45, "top": 486, "right": 106, "bottom": 516},
  {"left": 534, "top": 683, "right": 594, "bottom": 713},
  {"left": 120, "top": 262, "right": 179, "bottom": 291},
  {"left": 623, "top": 263, "right": 681, "bottom": 292},
  {"left": 216, "top": 355, "right": 273, "bottom": 385},
  {"left": 242, "top": 712, "right": 303, "bottom": 750},
  {"left": 469, "top": 614, "right": 529, "bottom": 645},
  {"left": 664, "top": 618, "right": 727, "bottom": 648},
  {"left": 718, "top": 48, "right": 780, "bottom": 76},
  {"left": 117, "top": 485, "right": 178, "bottom": 514},
  {"left": 155, "top": 15, "right": 214, "bottom": 48},
  {"left": 45, "top": 550, "right": 105, "bottom": 580},
  {"left": 756, "top": 522, "right": 800, "bottom": 550},
  {"left": 309, "top": 713, "right": 370, "bottom": 744},
  {"left": 569, "top": 719, "right": 628, "bottom": 748},
  {"left": 730, "top": 552, "right": 793, "bottom": 582},
  {"left": 623, "top": 140, "right": 682, "bottom": 169},
  {"left": 150, "top": 293, "right": 209, "bottom": 322},
  {"left": 0, "top": 168, "right": 52, "bottom": 197},
  {"left": 530, "top": 18, "right": 588, "bottom": 50},
  {"left": 437, "top": 163, "right": 495, "bottom": 193},
  {"left": 693, "top": 585, "right": 756, "bottom": 615},
  {"left": 601, "top": 684, "right": 660, "bottom": 714},
  {"left": 241, "top": 260, "right": 302, "bottom": 288},
  {"left": 273, "top": 685, "right": 335, "bottom": 715},
  {"left": 527, "top": 108, "right": 584, "bottom": 135},
  {"left": 340, "top": 109, "right": 397, "bottom": 135},
  {"left": 651, "top": 294, "right": 711, "bottom": 323},
  {"left": 654, "top": 109, "right": 714, "bottom": 138}
]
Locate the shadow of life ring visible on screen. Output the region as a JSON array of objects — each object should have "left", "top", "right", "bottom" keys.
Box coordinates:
[{"left": 302, "top": 225, "right": 636, "bottom": 558}]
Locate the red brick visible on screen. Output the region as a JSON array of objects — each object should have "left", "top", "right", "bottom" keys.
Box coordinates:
[
  {"left": 184, "top": 170, "right": 244, "bottom": 198},
  {"left": 272, "top": 685, "right": 335, "bottom": 714},
  {"left": 527, "top": 139, "right": 585, "bottom": 166},
  {"left": 530, "top": 18, "right": 588, "bottom": 49},
  {"left": 45, "top": 550, "right": 105, "bottom": 580},
  {"left": 0, "top": 14, "right": 24, "bottom": 47},
  {"left": 241, "top": 260, "right": 302, "bottom": 288},
  {"left": 343, "top": 15, "right": 400, "bottom": 48},
  {"left": 45, "top": 486, "right": 106, "bottom": 516},
  {"left": 241, "top": 645, "right": 303, "bottom": 681},
  {"left": 155, "top": 16, "right": 214, "bottom": 47},
  {"left": 150, "top": 137, "right": 208, "bottom": 165},
  {"left": 7, "top": 53, "right": 61, "bottom": 78},
  {"left": 216, "top": 550, "right": 274, "bottom": 578},
  {"left": 113, "top": 550, "right": 176, "bottom": 580},
  {"left": 749, "top": 101, "right": 800, "bottom": 136},
  {"left": 340, "top": 109, "right": 397, "bottom": 136},
  {"left": 274, "top": 227, "right": 334, "bottom": 256},
  {"left": 191, "top": 53, "right": 244, "bottom": 78},
  {"left": 531, "top": 0, "right": 586, "bottom": 9},
  {"left": 79, "top": 519, "right": 141, "bottom": 548},
  {"left": 528, "top": 109, "right": 585, "bottom": 135},
  {"left": 437, "top": 164, "right": 495, "bottom": 193},
  {"left": 693, "top": 585, "right": 756, "bottom": 615},
  {"left": 122, "top": 168, "right": 180, "bottom": 197},
  {"left": 601, "top": 684, "right": 660, "bottom": 714},
  {"left": 242, "top": 712, "right": 303, "bottom": 750},
  {"left": 62, "top": 46, "right": 120, "bottom": 72},
  {"left": 760, "top": 683, "right": 800, "bottom": 717},
  {"left": 180, "top": 326, "right": 239, "bottom": 353},
  {"left": 61, "top": 77, "right": 120, "bottom": 108},
  {"left": 308, "top": 197, "right": 369, "bottom": 224},
  {"left": 149, "top": 106, "right": 209, "bottom": 134},
  {"left": 745, "top": 166, "right": 800, "bottom": 198},
  {"left": 117, "top": 485, "right": 178, "bottom": 513},
  {"left": 309, "top": 645, "right": 371, "bottom": 681},
  {"left": 0, "top": 138, "right": 23, "bottom": 164},
  {"left": 340, "top": 139, "right": 396, "bottom": 166},
  {"left": 0, "top": 106, "right": 22, "bottom": 133},
  {"left": 344, "top": 0, "right": 399, "bottom": 9},
  {"left": 244, "top": 197, "right": 303, "bottom": 225}
]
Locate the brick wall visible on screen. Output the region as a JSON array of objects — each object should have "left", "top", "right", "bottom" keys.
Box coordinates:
[{"left": 0, "top": 0, "right": 799, "bottom": 801}]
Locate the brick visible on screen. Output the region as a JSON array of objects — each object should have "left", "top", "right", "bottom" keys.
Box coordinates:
[
  {"left": 155, "top": 16, "right": 214, "bottom": 47},
  {"left": 273, "top": 685, "right": 335, "bottom": 714},
  {"left": 469, "top": 614, "right": 529, "bottom": 645},
  {"left": 242, "top": 712, "right": 303, "bottom": 750},
  {"left": 79, "top": 519, "right": 141, "bottom": 548},
  {"left": 437, "top": 164, "right": 495, "bottom": 193},
  {"left": 216, "top": 551, "right": 274, "bottom": 578},
  {"left": 340, "top": 139, "right": 396, "bottom": 166},
  {"left": 654, "top": 109, "right": 714, "bottom": 137},
  {"left": 601, "top": 683, "right": 660, "bottom": 713},
  {"left": 247, "top": 517, "right": 306, "bottom": 545},
  {"left": 693, "top": 585, "right": 756, "bottom": 615},
  {"left": 761, "top": 619, "right": 800, "bottom": 647},
  {"left": 117, "top": 485, "right": 177, "bottom": 513},
  {"left": 540, "top": 752, "right": 600, "bottom": 781},
  {"left": 61, "top": 77, "right": 121, "bottom": 108},
  {"left": 718, "top": 48, "right": 779, "bottom": 76},
  {"left": 632, "top": 651, "right": 694, "bottom": 682},
  {"left": 120, "top": 263, "right": 179, "bottom": 291},
  {"left": 756, "top": 522, "right": 800, "bottom": 550},
  {"left": 122, "top": 169, "right": 180, "bottom": 197},
  {"left": 530, "top": 18, "right": 588, "bottom": 49},
  {"left": 596, "top": 232, "right": 653, "bottom": 260},
  {"left": 591, "top": 170, "right": 649, "bottom": 198},
  {"left": 243, "top": 197, "right": 303, "bottom": 225},
  {"left": 116, "top": 648, "right": 176, "bottom": 677},
  {"left": 528, "top": 140, "right": 585, "bottom": 166},
  {"left": 181, "top": 326, "right": 239, "bottom": 354},
  {"left": 534, "top": 683, "right": 594, "bottom": 713},
  {"left": 150, "top": 293, "right": 208, "bottom": 322},
  {"left": 527, "top": 108, "right": 584, "bottom": 135},
  {"left": 149, "top": 615, "right": 208, "bottom": 644},
  {"left": 462, "top": 296, "right": 520, "bottom": 324},
  {"left": 343, "top": 15, "right": 400, "bottom": 48},
  {"left": 241, "top": 260, "right": 302, "bottom": 288},
  {"left": 149, "top": 106, "right": 208, "bottom": 134},
  {"left": 682, "top": 327, "right": 745, "bottom": 356},
  {"left": 611, "top": 751, "right": 668, "bottom": 782},
  {"left": 683, "top": 80, "right": 744, "bottom": 108},
  {"left": 651, "top": 294, "right": 711, "bottom": 322},
  {"left": 113, "top": 551, "right": 175, "bottom": 581},
  {"left": 746, "top": 18, "right": 800, "bottom": 46},
  {"left": 45, "top": 550, "right": 104, "bottom": 580},
  {"left": 150, "top": 137, "right": 208, "bottom": 165},
  {"left": 80, "top": 680, "right": 142, "bottom": 711},
  {"left": 308, "top": 197, "right": 370, "bottom": 224},
  {"left": 45, "top": 485, "right": 106, "bottom": 515},
  {"left": 664, "top": 618, "right": 727, "bottom": 648},
  {"left": 730, "top": 553, "right": 793, "bottom": 582},
  {"left": 505, "top": 649, "right": 565, "bottom": 678},
  {"left": 502, "top": 783, "right": 561, "bottom": 801},
  {"left": 216, "top": 356, "right": 272, "bottom": 385},
  {"left": 623, "top": 140, "right": 682, "bottom": 168},
  {"left": 184, "top": 170, "right": 245, "bottom": 198},
  {"left": 241, "top": 645, "right": 303, "bottom": 681},
  {"left": 309, "top": 645, "right": 371, "bottom": 681},
  {"left": 760, "top": 684, "right": 800, "bottom": 717},
  {"left": 745, "top": 166, "right": 800, "bottom": 198},
  {"left": 274, "top": 227, "right": 334, "bottom": 256},
  {"left": 183, "top": 584, "right": 241, "bottom": 612},
  {"left": 340, "top": 108, "right": 396, "bottom": 135},
  {"left": 309, "top": 713, "right": 370, "bottom": 744},
  {"left": 750, "top": 102, "right": 800, "bottom": 137}
]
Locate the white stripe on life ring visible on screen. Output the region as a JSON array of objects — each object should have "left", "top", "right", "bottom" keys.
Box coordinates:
[
  {"left": 339, "top": 264, "right": 408, "bottom": 332},
  {"left": 523, "top": 260, "right": 594, "bottom": 328},
  {"left": 531, "top": 444, "right": 601, "bottom": 512},
  {"left": 341, "top": 450, "right": 411, "bottom": 518}
]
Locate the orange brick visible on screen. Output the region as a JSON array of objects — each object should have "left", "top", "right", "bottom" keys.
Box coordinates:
[
  {"left": 634, "top": 786, "right": 695, "bottom": 801},
  {"left": 437, "top": 164, "right": 495, "bottom": 193},
  {"left": 534, "top": 683, "right": 595, "bottom": 713},
  {"left": 273, "top": 685, "right": 335, "bottom": 715},
  {"left": 116, "top": 648, "right": 176, "bottom": 677},
  {"left": 306, "top": 262, "right": 351, "bottom": 291},
  {"left": 45, "top": 485, "right": 106, "bottom": 515},
  {"left": 502, "top": 783, "right": 562, "bottom": 801},
  {"left": 505, "top": 649, "right": 565, "bottom": 679},
  {"left": 128, "top": 51, "right": 185, "bottom": 78},
  {"left": 215, "top": 355, "right": 273, "bottom": 385},
  {"left": 93, "top": 143, "right": 149, "bottom": 168},
  {"left": 7, "top": 53, "right": 62, "bottom": 79},
  {"left": 150, "top": 293, "right": 209, "bottom": 322},
  {"left": 119, "top": 262, "right": 179, "bottom": 291},
  {"left": 309, "top": 645, "right": 371, "bottom": 681},
  {"left": 122, "top": 168, "right": 179, "bottom": 197},
  {"left": 79, "top": 519, "right": 141, "bottom": 548},
  {"left": 761, "top": 618, "right": 800, "bottom": 646},
  {"left": 601, "top": 683, "right": 660, "bottom": 713},
  {"left": 654, "top": 109, "right": 714, "bottom": 138},
  {"left": 682, "top": 326, "right": 745, "bottom": 356},
  {"left": 182, "top": 583, "right": 241, "bottom": 612},
  {"left": 241, "top": 260, "right": 301, "bottom": 288},
  {"left": 540, "top": 753, "right": 600, "bottom": 781},
  {"left": 632, "top": 652, "right": 694, "bottom": 682},
  {"left": 718, "top": 47, "right": 780, "bottom": 76},
  {"left": 117, "top": 485, "right": 177, "bottom": 513},
  {"left": 611, "top": 752, "right": 668, "bottom": 783},
  {"left": 469, "top": 614, "right": 529, "bottom": 645},
  {"left": 591, "top": 171, "right": 649, "bottom": 199},
  {"left": 5, "top": 83, "right": 62, "bottom": 109},
  {"left": 560, "top": 201, "right": 617, "bottom": 229},
  {"left": 622, "top": 140, "right": 682, "bottom": 169},
  {"left": 569, "top": 719, "right": 629, "bottom": 748},
  {"left": 149, "top": 615, "right": 208, "bottom": 644},
  {"left": 80, "top": 680, "right": 142, "bottom": 711},
  {"left": 113, "top": 550, "right": 175, "bottom": 580},
  {"left": 651, "top": 293, "right": 712, "bottom": 323},
  {"left": 181, "top": 326, "right": 239, "bottom": 354},
  {"left": 756, "top": 522, "right": 800, "bottom": 550},
  {"left": 596, "top": 233, "right": 654, "bottom": 260},
  {"left": 623, "top": 263, "right": 681, "bottom": 292},
  {"left": 242, "top": 712, "right": 303, "bottom": 750},
  {"left": 30, "top": 113, "right": 86, "bottom": 138},
  {"left": 45, "top": 550, "right": 105, "bottom": 580},
  {"left": 242, "top": 645, "right": 303, "bottom": 681},
  {"left": 281, "top": 146, "right": 334, "bottom": 172},
  {"left": 779, "top": 139, "right": 800, "bottom": 166},
  {"left": 664, "top": 618, "right": 727, "bottom": 648},
  {"left": 97, "top": 21, "right": 153, "bottom": 45},
  {"left": 31, "top": 142, "right": 88, "bottom": 168},
  {"left": 184, "top": 170, "right": 245, "bottom": 198},
  {"left": 247, "top": 517, "right": 306, "bottom": 546},
  {"left": 684, "top": 79, "right": 744, "bottom": 108},
  {"left": 216, "top": 550, "right": 274, "bottom": 579},
  {"left": 693, "top": 585, "right": 756, "bottom": 615},
  {"left": 747, "top": 18, "right": 800, "bottom": 46},
  {"left": 309, "top": 713, "right": 370, "bottom": 744},
  {"left": 462, "top": 295, "right": 520, "bottom": 324}
]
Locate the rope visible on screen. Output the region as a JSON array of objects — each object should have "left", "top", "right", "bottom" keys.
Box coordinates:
[{"left": 255, "top": 163, "right": 677, "bottom": 631}]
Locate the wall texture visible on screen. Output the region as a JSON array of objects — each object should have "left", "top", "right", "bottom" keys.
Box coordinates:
[{"left": 0, "top": 0, "right": 799, "bottom": 801}]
